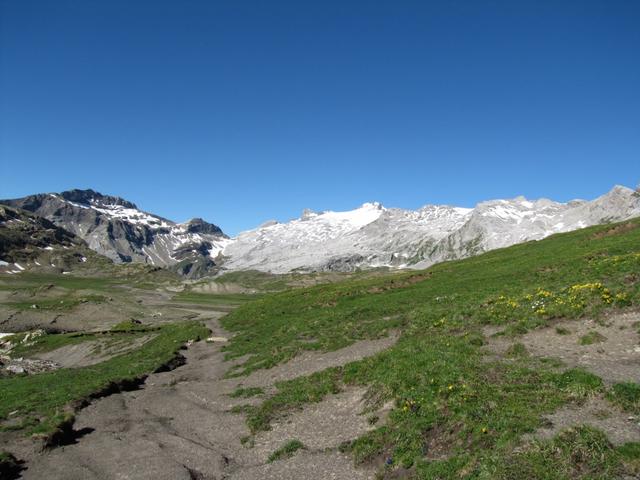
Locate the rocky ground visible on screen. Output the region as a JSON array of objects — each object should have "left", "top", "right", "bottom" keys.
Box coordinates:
[
  {"left": 4, "top": 306, "right": 639, "bottom": 479},
  {"left": 7, "top": 301, "right": 396, "bottom": 480}
]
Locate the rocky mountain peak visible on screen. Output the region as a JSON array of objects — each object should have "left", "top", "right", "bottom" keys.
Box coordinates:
[
  {"left": 300, "top": 209, "right": 317, "bottom": 220},
  {"left": 59, "top": 189, "right": 138, "bottom": 209},
  {"left": 361, "top": 201, "right": 384, "bottom": 210},
  {"left": 3, "top": 184, "right": 639, "bottom": 277},
  {"left": 182, "top": 218, "right": 226, "bottom": 237},
  {"left": 0, "top": 189, "right": 228, "bottom": 278}
]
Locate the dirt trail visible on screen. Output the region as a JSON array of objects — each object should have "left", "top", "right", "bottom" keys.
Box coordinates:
[{"left": 18, "top": 308, "right": 394, "bottom": 479}]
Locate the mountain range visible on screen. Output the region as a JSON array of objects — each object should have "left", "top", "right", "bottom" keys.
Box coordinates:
[
  {"left": 1, "top": 189, "right": 230, "bottom": 277},
  {"left": 2, "top": 185, "right": 639, "bottom": 277}
]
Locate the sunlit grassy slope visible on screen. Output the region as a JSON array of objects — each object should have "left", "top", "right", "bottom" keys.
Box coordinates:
[{"left": 221, "top": 218, "right": 640, "bottom": 478}]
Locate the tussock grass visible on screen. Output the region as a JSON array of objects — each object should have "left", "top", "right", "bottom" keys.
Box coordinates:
[{"left": 607, "top": 382, "right": 640, "bottom": 414}]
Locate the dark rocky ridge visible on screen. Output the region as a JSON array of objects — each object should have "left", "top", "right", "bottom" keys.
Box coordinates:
[
  {"left": 0, "top": 190, "right": 228, "bottom": 278},
  {"left": 0, "top": 205, "right": 99, "bottom": 273}
]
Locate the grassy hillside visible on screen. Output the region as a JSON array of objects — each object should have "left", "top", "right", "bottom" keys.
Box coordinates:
[{"left": 221, "top": 218, "right": 640, "bottom": 478}]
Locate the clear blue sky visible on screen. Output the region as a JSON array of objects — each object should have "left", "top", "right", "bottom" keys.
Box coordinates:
[{"left": 1, "top": 1, "right": 639, "bottom": 235}]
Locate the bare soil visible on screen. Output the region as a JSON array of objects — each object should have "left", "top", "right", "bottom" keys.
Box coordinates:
[
  {"left": 485, "top": 310, "right": 640, "bottom": 384},
  {"left": 485, "top": 310, "right": 640, "bottom": 447},
  {"left": 529, "top": 395, "right": 640, "bottom": 446},
  {"left": 15, "top": 307, "right": 397, "bottom": 479}
]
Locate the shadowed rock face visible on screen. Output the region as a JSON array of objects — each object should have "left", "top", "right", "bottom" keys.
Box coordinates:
[
  {"left": 0, "top": 205, "right": 96, "bottom": 274},
  {"left": 1, "top": 190, "right": 229, "bottom": 278},
  {"left": 60, "top": 189, "right": 138, "bottom": 209},
  {"left": 183, "top": 217, "right": 225, "bottom": 236}
]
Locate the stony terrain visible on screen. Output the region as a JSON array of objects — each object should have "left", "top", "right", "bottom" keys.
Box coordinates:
[
  {"left": 0, "top": 205, "right": 99, "bottom": 276},
  {"left": 12, "top": 309, "right": 394, "bottom": 480}
]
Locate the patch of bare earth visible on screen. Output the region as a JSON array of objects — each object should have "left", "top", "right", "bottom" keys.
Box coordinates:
[
  {"left": 229, "top": 387, "right": 387, "bottom": 480},
  {"left": 485, "top": 310, "right": 640, "bottom": 384},
  {"left": 528, "top": 395, "right": 640, "bottom": 446},
  {"left": 484, "top": 310, "right": 640, "bottom": 447},
  {"left": 252, "top": 387, "right": 386, "bottom": 457},
  {"left": 230, "top": 451, "right": 373, "bottom": 480},
  {"left": 17, "top": 311, "right": 397, "bottom": 480}
]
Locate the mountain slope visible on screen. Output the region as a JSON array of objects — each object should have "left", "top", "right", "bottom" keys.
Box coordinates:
[
  {"left": 3, "top": 186, "right": 639, "bottom": 276},
  {"left": 0, "top": 205, "right": 101, "bottom": 274},
  {"left": 222, "top": 185, "right": 640, "bottom": 273},
  {"left": 1, "top": 189, "right": 230, "bottom": 277}
]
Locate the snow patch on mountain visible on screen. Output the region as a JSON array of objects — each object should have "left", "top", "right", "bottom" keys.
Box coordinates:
[
  {"left": 221, "top": 186, "right": 640, "bottom": 274},
  {"left": 2, "top": 190, "right": 228, "bottom": 277},
  {"left": 4, "top": 185, "right": 639, "bottom": 277}
]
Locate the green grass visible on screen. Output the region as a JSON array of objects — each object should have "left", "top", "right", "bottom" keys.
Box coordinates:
[
  {"left": 0, "top": 272, "right": 118, "bottom": 292},
  {"left": 218, "top": 218, "right": 640, "bottom": 477},
  {"left": 229, "top": 386, "right": 264, "bottom": 398},
  {"left": 4, "top": 294, "right": 106, "bottom": 312},
  {"left": 212, "top": 270, "right": 301, "bottom": 292},
  {"left": 267, "top": 439, "right": 305, "bottom": 462},
  {"left": 0, "top": 321, "right": 208, "bottom": 437},
  {"left": 494, "top": 426, "right": 634, "bottom": 479},
  {"left": 5, "top": 321, "right": 160, "bottom": 358},
  {"left": 579, "top": 331, "right": 607, "bottom": 346},
  {"left": 505, "top": 342, "right": 529, "bottom": 358},
  {"left": 110, "top": 320, "right": 156, "bottom": 333},
  {"left": 607, "top": 382, "right": 640, "bottom": 414},
  {"left": 617, "top": 441, "right": 640, "bottom": 478},
  {"left": 209, "top": 269, "right": 392, "bottom": 293},
  {"left": 172, "top": 291, "right": 261, "bottom": 306},
  {"left": 0, "top": 268, "right": 180, "bottom": 313}
]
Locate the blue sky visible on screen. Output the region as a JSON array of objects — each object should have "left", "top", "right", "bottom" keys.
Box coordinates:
[{"left": 1, "top": 0, "right": 639, "bottom": 235}]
